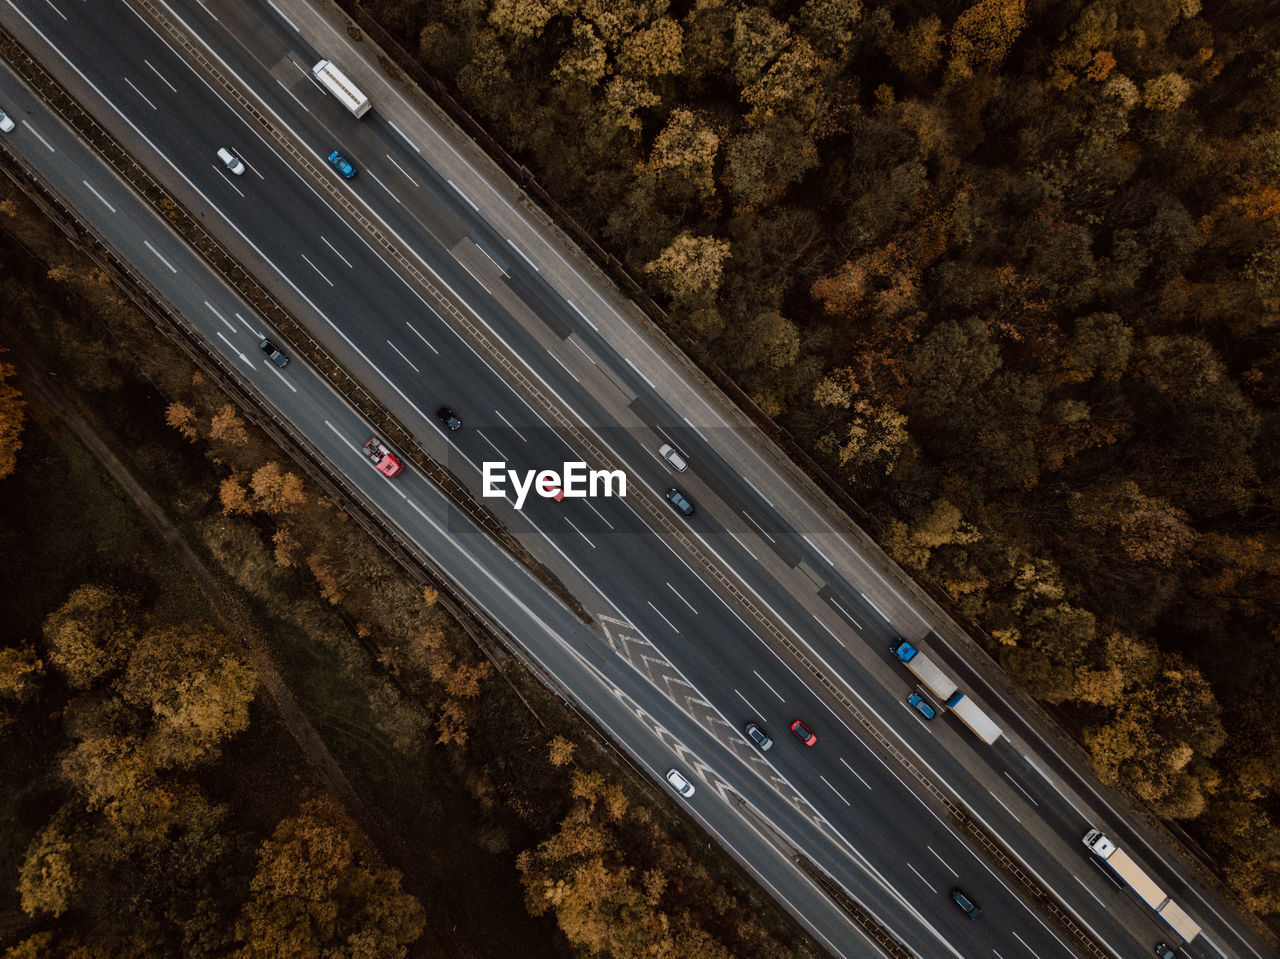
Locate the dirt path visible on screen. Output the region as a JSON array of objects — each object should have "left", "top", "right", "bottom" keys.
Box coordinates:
[{"left": 12, "top": 350, "right": 464, "bottom": 959}]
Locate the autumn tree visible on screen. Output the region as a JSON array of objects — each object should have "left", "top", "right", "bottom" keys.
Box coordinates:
[
  {"left": 43, "top": 585, "right": 138, "bottom": 690},
  {"left": 0, "top": 643, "right": 43, "bottom": 702},
  {"left": 947, "top": 0, "right": 1027, "bottom": 78},
  {"left": 0, "top": 354, "right": 26, "bottom": 478},
  {"left": 18, "top": 807, "right": 83, "bottom": 918},
  {"left": 117, "top": 623, "right": 257, "bottom": 769},
  {"left": 234, "top": 798, "right": 425, "bottom": 959},
  {"left": 643, "top": 233, "right": 731, "bottom": 307}
]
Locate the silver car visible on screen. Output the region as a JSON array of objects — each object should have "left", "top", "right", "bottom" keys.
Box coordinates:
[
  {"left": 217, "top": 147, "right": 245, "bottom": 175},
  {"left": 658, "top": 443, "right": 687, "bottom": 472}
]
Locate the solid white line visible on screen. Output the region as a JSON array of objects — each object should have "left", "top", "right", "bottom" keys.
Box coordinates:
[
  {"left": 564, "top": 517, "right": 596, "bottom": 549},
  {"left": 299, "top": 253, "right": 333, "bottom": 286},
  {"left": 646, "top": 601, "right": 678, "bottom": 633},
  {"left": 861, "top": 593, "right": 891, "bottom": 624},
  {"left": 447, "top": 179, "right": 478, "bottom": 210},
  {"left": 81, "top": 180, "right": 117, "bottom": 213},
  {"left": 366, "top": 170, "right": 403, "bottom": 205},
  {"left": 274, "top": 77, "right": 309, "bottom": 113},
  {"left": 820, "top": 775, "right": 851, "bottom": 806},
  {"left": 387, "top": 341, "right": 419, "bottom": 373},
  {"left": 745, "top": 476, "right": 774, "bottom": 508},
  {"left": 734, "top": 689, "right": 764, "bottom": 717},
  {"left": 1074, "top": 876, "right": 1106, "bottom": 908},
  {"left": 570, "top": 338, "right": 597, "bottom": 365},
  {"left": 753, "top": 670, "right": 786, "bottom": 703},
  {"left": 547, "top": 350, "right": 579, "bottom": 382},
  {"left": 492, "top": 409, "right": 527, "bottom": 442},
  {"left": 803, "top": 534, "right": 834, "bottom": 566},
  {"left": 389, "top": 120, "right": 420, "bottom": 152},
  {"left": 265, "top": 0, "right": 298, "bottom": 31},
  {"left": 666, "top": 582, "right": 698, "bottom": 614},
  {"left": 927, "top": 845, "right": 958, "bottom": 877},
  {"left": 474, "top": 243, "right": 507, "bottom": 276},
  {"left": 195, "top": 0, "right": 218, "bottom": 19},
  {"left": 583, "top": 498, "right": 614, "bottom": 530},
  {"left": 143, "top": 240, "right": 177, "bottom": 272},
  {"left": 233, "top": 312, "right": 256, "bottom": 334},
  {"left": 41, "top": 0, "right": 67, "bottom": 20},
  {"left": 453, "top": 253, "right": 493, "bottom": 295},
  {"left": 407, "top": 321, "right": 442, "bottom": 350},
  {"left": 1003, "top": 772, "right": 1039, "bottom": 806},
  {"left": 205, "top": 301, "right": 233, "bottom": 330},
  {"left": 385, "top": 153, "right": 419, "bottom": 186},
  {"left": 989, "top": 791, "right": 1021, "bottom": 823},
  {"left": 22, "top": 121, "right": 55, "bottom": 152},
  {"left": 320, "top": 235, "right": 354, "bottom": 268},
  {"left": 143, "top": 59, "right": 176, "bottom": 92},
  {"left": 123, "top": 78, "right": 157, "bottom": 110},
  {"left": 741, "top": 510, "right": 777, "bottom": 544},
  {"left": 569, "top": 300, "right": 598, "bottom": 331},
  {"left": 812, "top": 615, "right": 844, "bottom": 646},
  {"left": 269, "top": 365, "right": 296, "bottom": 392},
  {"left": 728, "top": 531, "right": 759, "bottom": 563},
  {"left": 476, "top": 431, "right": 508, "bottom": 463},
  {"left": 215, "top": 330, "right": 251, "bottom": 368},
  {"left": 906, "top": 863, "right": 936, "bottom": 893},
  {"left": 828, "top": 598, "right": 862, "bottom": 630},
  {"left": 1010, "top": 931, "right": 1044, "bottom": 959},
  {"left": 506, "top": 238, "right": 539, "bottom": 272},
  {"left": 838, "top": 757, "right": 872, "bottom": 790}
]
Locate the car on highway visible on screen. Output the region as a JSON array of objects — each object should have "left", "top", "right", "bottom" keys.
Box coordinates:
[
  {"left": 0, "top": 108, "right": 15, "bottom": 134},
  {"left": 362, "top": 437, "right": 403, "bottom": 477},
  {"left": 1154, "top": 945, "right": 1176, "bottom": 959},
  {"left": 790, "top": 719, "right": 817, "bottom": 746},
  {"left": 665, "top": 768, "right": 695, "bottom": 797},
  {"left": 744, "top": 722, "right": 773, "bottom": 751},
  {"left": 950, "top": 888, "right": 981, "bottom": 919},
  {"left": 539, "top": 476, "right": 565, "bottom": 502},
  {"left": 327, "top": 150, "right": 356, "bottom": 178},
  {"left": 259, "top": 338, "right": 288, "bottom": 368},
  {"left": 436, "top": 405, "right": 462, "bottom": 431},
  {"left": 665, "top": 487, "right": 695, "bottom": 517},
  {"left": 217, "top": 146, "right": 244, "bottom": 175},
  {"left": 658, "top": 443, "right": 687, "bottom": 472},
  {"left": 907, "top": 692, "right": 936, "bottom": 720}
]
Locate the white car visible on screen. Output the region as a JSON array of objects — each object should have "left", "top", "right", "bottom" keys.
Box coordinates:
[
  {"left": 0, "top": 108, "right": 15, "bottom": 134},
  {"left": 665, "top": 768, "right": 695, "bottom": 797},
  {"left": 216, "top": 147, "right": 244, "bottom": 175},
  {"left": 658, "top": 443, "right": 687, "bottom": 472}
]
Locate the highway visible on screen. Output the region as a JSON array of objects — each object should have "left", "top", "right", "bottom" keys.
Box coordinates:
[{"left": 0, "top": 1, "right": 1272, "bottom": 957}]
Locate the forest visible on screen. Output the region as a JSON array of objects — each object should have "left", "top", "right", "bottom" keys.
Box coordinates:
[
  {"left": 0, "top": 181, "right": 814, "bottom": 956},
  {"left": 354, "top": 0, "right": 1280, "bottom": 920}
]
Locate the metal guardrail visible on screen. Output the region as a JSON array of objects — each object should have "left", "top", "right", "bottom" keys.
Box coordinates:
[{"left": 0, "top": 19, "right": 587, "bottom": 622}]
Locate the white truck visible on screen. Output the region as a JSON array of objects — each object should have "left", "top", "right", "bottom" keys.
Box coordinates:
[
  {"left": 943, "top": 691, "right": 1002, "bottom": 745},
  {"left": 1083, "top": 829, "right": 1201, "bottom": 941},
  {"left": 312, "top": 60, "right": 370, "bottom": 118}
]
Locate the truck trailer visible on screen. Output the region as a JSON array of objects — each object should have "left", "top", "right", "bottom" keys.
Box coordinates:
[
  {"left": 889, "top": 640, "right": 958, "bottom": 701},
  {"left": 312, "top": 60, "right": 371, "bottom": 117},
  {"left": 1083, "top": 829, "right": 1201, "bottom": 941},
  {"left": 944, "top": 692, "right": 1002, "bottom": 744}
]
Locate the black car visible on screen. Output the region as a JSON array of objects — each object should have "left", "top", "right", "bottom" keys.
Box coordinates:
[
  {"left": 259, "top": 339, "right": 288, "bottom": 368},
  {"left": 744, "top": 722, "right": 773, "bottom": 751},
  {"left": 1154, "top": 945, "right": 1176, "bottom": 959},
  {"left": 436, "top": 406, "right": 462, "bottom": 431},
  {"left": 950, "top": 888, "right": 981, "bottom": 919},
  {"left": 665, "top": 487, "right": 695, "bottom": 517}
]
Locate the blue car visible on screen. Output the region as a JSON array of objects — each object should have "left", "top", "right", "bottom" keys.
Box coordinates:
[
  {"left": 327, "top": 150, "right": 355, "bottom": 178},
  {"left": 908, "top": 692, "right": 936, "bottom": 720}
]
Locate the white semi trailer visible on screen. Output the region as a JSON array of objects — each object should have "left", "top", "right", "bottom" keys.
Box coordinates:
[
  {"left": 312, "top": 60, "right": 370, "bottom": 118},
  {"left": 1083, "top": 829, "right": 1201, "bottom": 941}
]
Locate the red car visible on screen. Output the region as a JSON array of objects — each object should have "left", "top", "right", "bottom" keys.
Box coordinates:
[
  {"left": 790, "top": 720, "right": 817, "bottom": 746},
  {"left": 539, "top": 475, "right": 565, "bottom": 502},
  {"left": 362, "top": 437, "right": 403, "bottom": 477}
]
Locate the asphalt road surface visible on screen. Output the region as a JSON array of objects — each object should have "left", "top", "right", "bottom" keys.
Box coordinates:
[{"left": 1, "top": 1, "right": 1273, "bottom": 958}]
